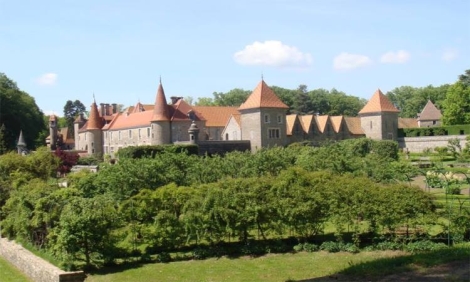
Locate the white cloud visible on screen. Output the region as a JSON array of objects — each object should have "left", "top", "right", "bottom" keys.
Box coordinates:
[
  {"left": 442, "top": 49, "right": 458, "bottom": 62},
  {"left": 380, "top": 50, "right": 411, "bottom": 64},
  {"left": 333, "top": 52, "right": 372, "bottom": 70},
  {"left": 36, "top": 73, "right": 58, "bottom": 86},
  {"left": 233, "top": 40, "right": 313, "bottom": 68}
]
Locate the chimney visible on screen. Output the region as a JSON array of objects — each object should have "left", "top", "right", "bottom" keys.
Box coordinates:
[
  {"left": 100, "top": 103, "right": 105, "bottom": 116},
  {"left": 112, "top": 103, "right": 117, "bottom": 114},
  {"left": 170, "top": 96, "right": 182, "bottom": 104}
]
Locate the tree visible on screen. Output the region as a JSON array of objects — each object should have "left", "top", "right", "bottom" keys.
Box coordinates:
[
  {"left": 212, "top": 88, "right": 251, "bottom": 106},
  {"left": 0, "top": 124, "right": 7, "bottom": 154},
  {"left": 63, "top": 100, "right": 85, "bottom": 135},
  {"left": 0, "top": 73, "right": 47, "bottom": 150},
  {"left": 458, "top": 69, "right": 470, "bottom": 87},
  {"left": 442, "top": 81, "right": 470, "bottom": 125},
  {"left": 292, "top": 85, "right": 312, "bottom": 114}
]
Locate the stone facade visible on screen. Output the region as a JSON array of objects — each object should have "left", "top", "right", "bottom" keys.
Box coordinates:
[
  {"left": 398, "top": 135, "right": 468, "bottom": 153},
  {"left": 0, "top": 238, "right": 86, "bottom": 282}
]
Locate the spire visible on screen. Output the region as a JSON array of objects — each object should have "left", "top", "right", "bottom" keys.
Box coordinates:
[
  {"left": 17, "top": 130, "right": 26, "bottom": 147},
  {"left": 87, "top": 99, "right": 104, "bottom": 130},
  {"left": 358, "top": 89, "right": 400, "bottom": 114},
  {"left": 152, "top": 79, "right": 170, "bottom": 121}
]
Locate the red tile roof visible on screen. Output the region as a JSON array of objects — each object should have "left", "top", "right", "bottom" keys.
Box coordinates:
[
  {"left": 398, "top": 118, "right": 418, "bottom": 128},
  {"left": 315, "top": 115, "right": 329, "bottom": 133},
  {"left": 239, "top": 80, "right": 289, "bottom": 110},
  {"left": 330, "top": 116, "right": 344, "bottom": 133},
  {"left": 418, "top": 100, "right": 442, "bottom": 121},
  {"left": 359, "top": 89, "right": 400, "bottom": 114},
  {"left": 87, "top": 102, "right": 105, "bottom": 130},
  {"left": 170, "top": 99, "right": 205, "bottom": 121},
  {"left": 152, "top": 83, "right": 171, "bottom": 121},
  {"left": 286, "top": 114, "right": 298, "bottom": 135},
  {"left": 193, "top": 106, "right": 239, "bottom": 127},
  {"left": 344, "top": 117, "right": 365, "bottom": 135}
]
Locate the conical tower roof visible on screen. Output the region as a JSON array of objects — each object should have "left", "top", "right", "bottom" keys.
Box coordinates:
[
  {"left": 17, "top": 130, "right": 26, "bottom": 147},
  {"left": 87, "top": 101, "right": 104, "bottom": 130},
  {"left": 358, "top": 89, "right": 400, "bottom": 114},
  {"left": 239, "top": 80, "right": 289, "bottom": 110},
  {"left": 152, "top": 81, "right": 170, "bottom": 121}
]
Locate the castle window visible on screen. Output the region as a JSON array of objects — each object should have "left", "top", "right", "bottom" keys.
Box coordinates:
[
  {"left": 129, "top": 130, "right": 132, "bottom": 138},
  {"left": 147, "top": 128, "right": 150, "bottom": 137},
  {"left": 268, "top": 128, "right": 280, "bottom": 139},
  {"left": 264, "top": 114, "right": 270, "bottom": 123},
  {"left": 84, "top": 134, "right": 87, "bottom": 141},
  {"left": 138, "top": 129, "right": 141, "bottom": 139},
  {"left": 92, "top": 142, "right": 94, "bottom": 148},
  {"left": 225, "top": 133, "right": 229, "bottom": 140},
  {"left": 277, "top": 115, "right": 282, "bottom": 124},
  {"left": 433, "top": 120, "right": 436, "bottom": 125},
  {"left": 119, "top": 131, "right": 121, "bottom": 140},
  {"left": 370, "top": 121, "right": 372, "bottom": 129}
]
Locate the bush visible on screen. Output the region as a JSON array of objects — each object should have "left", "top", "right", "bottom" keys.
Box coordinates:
[
  {"left": 371, "top": 140, "right": 399, "bottom": 160},
  {"left": 192, "top": 248, "right": 210, "bottom": 260},
  {"left": 156, "top": 252, "right": 172, "bottom": 263},
  {"left": 293, "top": 243, "right": 319, "bottom": 252},
  {"left": 404, "top": 240, "right": 447, "bottom": 253},
  {"left": 374, "top": 241, "right": 403, "bottom": 251},
  {"left": 116, "top": 144, "right": 199, "bottom": 159},
  {"left": 320, "top": 241, "right": 341, "bottom": 253}
]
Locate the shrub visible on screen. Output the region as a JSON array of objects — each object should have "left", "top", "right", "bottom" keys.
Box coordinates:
[
  {"left": 374, "top": 241, "right": 403, "bottom": 251},
  {"left": 156, "top": 252, "right": 172, "bottom": 263},
  {"left": 116, "top": 144, "right": 199, "bottom": 159},
  {"left": 192, "top": 248, "right": 210, "bottom": 260},
  {"left": 371, "top": 140, "right": 399, "bottom": 160},
  {"left": 320, "top": 241, "right": 341, "bottom": 253},
  {"left": 404, "top": 240, "right": 447, "bottom": 253}
]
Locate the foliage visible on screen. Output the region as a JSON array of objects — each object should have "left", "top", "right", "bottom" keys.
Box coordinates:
[
  {"left": 63, "top": 100, "right": 86, "bottom": 136},
  {"left": 116, "top": 144, "right": 199, "bottom": 159},
  {"left": 442, "top": 81, "right": 470, "bottom": 125},
  {"left": 0, "top": 73, "right": 47, "bottom": 150},
  {"left": 54, "top": 148, "right": 79, "bottom": 176}
]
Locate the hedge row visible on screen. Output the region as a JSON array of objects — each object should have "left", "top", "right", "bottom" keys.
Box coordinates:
[
  {"left": 116, "top": 144, "right": 199, "bottom": 159},
  {"left": 398, "top": 124, "right": 470, "bottom": 137}
]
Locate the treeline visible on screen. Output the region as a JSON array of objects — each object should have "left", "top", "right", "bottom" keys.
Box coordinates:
[{"left": 1, "top": 139, "right": 460, "bottom": 270}]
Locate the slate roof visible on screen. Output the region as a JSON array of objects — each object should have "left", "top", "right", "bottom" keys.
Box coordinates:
[
  {"left": 239, "top": 80, "right": 289, "bottom": 110},
  {"left": 359, "top": 89, "right": 400, "bottom": 114},
  {"left": 418, "top": 100, "right": 442, "bottom": 121}
]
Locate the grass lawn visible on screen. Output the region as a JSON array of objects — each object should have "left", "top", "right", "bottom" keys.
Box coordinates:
[
  {"left": 86, "top": 251, "right": 408, "bottom": 282},
  {"left": 0, "top": 256, "right": 30, "bottom": 282}
]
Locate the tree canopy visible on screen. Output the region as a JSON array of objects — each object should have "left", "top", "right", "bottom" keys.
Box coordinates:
[
  {"left": 63, "top": 100, "right": 85, "bottom": 135},
  {"left": 0, "top": 73, "right": 46, "bottom": 151},
  {"left": 442, "top": 80, "right": 470, "bottom": 125}
]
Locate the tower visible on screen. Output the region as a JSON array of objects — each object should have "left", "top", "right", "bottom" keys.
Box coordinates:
[
  {"left": 151, "top": 79, "right": 171, "bottom": 145},
  {"left": 238, "top": 79, "right": 289, "bottom": 152},
  {"left": 359, "top": 89, "right": 400, "bottom": 140},
  {"left": 188, "top": 120, "right": 200, "bottom": 144},
  {"left": 49, "top": 115, "right": 58, "bottom": 150},
  {"left": 17, "top": 130, "right": 27, "bottom": 155},
  {"left": 86, "top": 99, "right": 104, "bottom": 155},
  {"left": 74, "top": 113, "right": 87, "bottom": 150}
]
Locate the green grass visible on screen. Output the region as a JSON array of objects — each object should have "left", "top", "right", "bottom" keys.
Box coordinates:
[
  {"left": 0, "top": 256, "right": 31, "bottom": 282},
  {"left": 85, "top": 251, "right": 408, "bottom": 282}
]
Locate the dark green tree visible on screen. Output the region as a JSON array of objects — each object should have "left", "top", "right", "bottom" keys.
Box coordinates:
[
  {"left": 458, "top": 69, "right": 470, "bottom": 87},
  {"left": 212, "top": 88, "right": 250, "bottom": 106},
  {"left": 63, "top": 100, "right": 85, "bottom": 135},
  {"left": 292, "top": 85, "right": 312, "bottom": 114},
  {"left": 0, "top": 73, "right": 46, "bottom": 150}
]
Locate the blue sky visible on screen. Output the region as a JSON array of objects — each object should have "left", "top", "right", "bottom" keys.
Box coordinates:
[{"left": 1, "top": 0, "right": 469, "bottom": 116}]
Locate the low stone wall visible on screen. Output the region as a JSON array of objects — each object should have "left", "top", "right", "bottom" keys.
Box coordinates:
[
  {"left": 0, "top": 238, "right": 86, "bottom": 282},
  {"left": 398, "top": 135, "right": 468, "bottom": 153}
]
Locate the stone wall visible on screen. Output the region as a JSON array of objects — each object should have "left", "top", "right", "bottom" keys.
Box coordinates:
[
  {"left": 398, "top": 135, "right": 468, "bottom": 153},
  {"left": 0, "top": 238, "right": 86, "bottom": 282}
]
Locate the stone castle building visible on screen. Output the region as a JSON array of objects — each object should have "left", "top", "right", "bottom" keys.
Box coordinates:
[{"left": 48, "top": 79, "right": 444, "bottom": 156}]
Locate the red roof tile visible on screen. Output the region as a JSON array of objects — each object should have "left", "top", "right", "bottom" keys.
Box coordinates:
[
  {"left": 299, "top": 115, "right": 315, "bottom": 133},
  {"left": 315, "top": 115, "right": 329, "bottom": 133},
  {"left": 398, "top": 118, "right": 418, "bottom": 128},
  {"left": 193, "top": 106, "right": 239, "bottom": 127},
  {"left": 152, "top": 83, "right": 171, "bottom": 121},
  {"left": 286, "top": 114, "right": 298, "bottom": 135},
  {"left": 344, "top": 117, "right": 365, "bottom": 135},
  {"left": 239, "top": 80, "right": 289, "bottom": 110},
  {"left": 359, "top": 89, "right": 400, "bottom": 114},
  {"left": 329, "top": 116, "right": 344, "bottom": 133},
  {"left": 170, "top": 99, "right": 205, "bottom": 121},
  {"left": 87, "top": 102, "right": 105, "bottom": 130}
]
